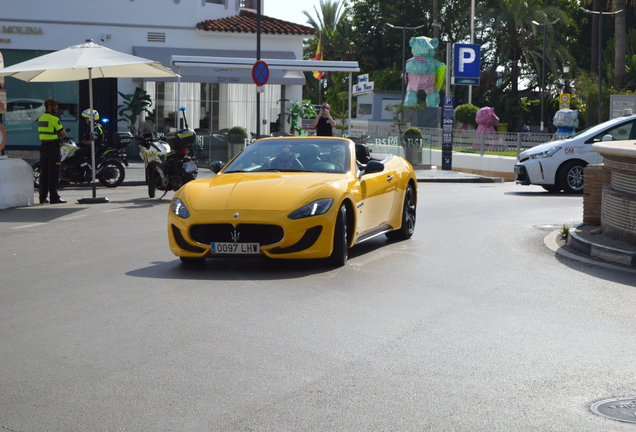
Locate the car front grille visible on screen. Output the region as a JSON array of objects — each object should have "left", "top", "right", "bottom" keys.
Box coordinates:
[{"left": 189, "top": 223, "right": 284, "bottom": 246}]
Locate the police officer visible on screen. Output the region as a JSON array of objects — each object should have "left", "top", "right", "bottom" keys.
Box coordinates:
[
  {"left": 37, "top": 98, "right": 66, "bottom": 204},
  {"left": 76, "top": 109, "right": 104, "bottom": 179}
]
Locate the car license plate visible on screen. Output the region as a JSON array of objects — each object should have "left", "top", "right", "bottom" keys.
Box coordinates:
[
  {"left": 183, "top": 161, "right": 197, "bottom": 173},
  {"left": 211, "top": 242, "right": 260, "bottom": 254}
]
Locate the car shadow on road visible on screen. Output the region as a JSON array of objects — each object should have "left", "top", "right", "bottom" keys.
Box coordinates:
[{"left": 125, "top": 238, "right": 391, "bottom": 281}]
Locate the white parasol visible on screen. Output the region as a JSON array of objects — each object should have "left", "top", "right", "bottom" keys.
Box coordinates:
[{"left": 0, "top": 40, "right": 179, "bottom": 203}]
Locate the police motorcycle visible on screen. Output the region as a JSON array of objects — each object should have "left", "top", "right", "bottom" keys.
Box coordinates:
[
  {"left": 137, "top": 107, "right": 197, "bottom": 198},
  {"left": 33, "top": 113, "right": 132, "bottom": 188}
]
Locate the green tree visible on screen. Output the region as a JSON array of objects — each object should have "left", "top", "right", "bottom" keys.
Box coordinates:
[
  {"left": 477, "top": 0, "right": 572, "bottom": 131},
  {"left": 117, "top": 87, "right": 152, "bottom": 134},
  {"left": 303, "top": 0, "right": 354, "bottom": 103}
]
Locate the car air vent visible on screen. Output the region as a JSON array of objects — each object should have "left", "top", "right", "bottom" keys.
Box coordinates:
[
  {"left": 147, "top": 32, "right": 166, "bottom": 43},
  {"left": 190, "top": 223, "right": 284, "bottom": 246}
]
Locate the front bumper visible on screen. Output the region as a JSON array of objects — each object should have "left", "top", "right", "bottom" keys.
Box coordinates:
[
  {"left": 514, "top": 159, "right": 556, "bottom": 187},
  {"left": 168, "top": 209, "right": 337, "bottom": 260},
  {"left": 514, "top": 164, "right": 531, "bottom": 185}
]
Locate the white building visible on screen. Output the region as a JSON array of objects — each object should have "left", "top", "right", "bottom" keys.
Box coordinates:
[{"left": 0, "top": 0, "right": 314, "bottom": 152}]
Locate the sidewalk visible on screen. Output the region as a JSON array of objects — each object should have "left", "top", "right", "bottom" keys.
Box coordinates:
[
  {"left": 116, "top": 160, "right": 505, "bottom": 185},
  {"left": 414, "top": 167, "right": 504, "bottom": 183}
]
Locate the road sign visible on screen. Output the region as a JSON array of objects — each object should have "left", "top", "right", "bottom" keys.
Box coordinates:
[
  {"left": 559, "top": 93, "right": 570, "bottom": 109},
  {"left": 442, "top": 96, "right": 454, "bottom": 171},
  {"left": 252, "top": 60, "right": 269, "bottom": 86},
  {"left": 453, "top": 43, "right": 480, "bottom": 86}
]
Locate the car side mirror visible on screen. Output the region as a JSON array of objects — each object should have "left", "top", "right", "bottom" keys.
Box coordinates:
[
  {"left": 362, "top": 160, "right": 384, "bottom": 174},
  {"left": 602, "top": 134, "right": 614, "bottom": 141},
  {"left": 210, "top": 160, "right": 225, "bottom": 173}
]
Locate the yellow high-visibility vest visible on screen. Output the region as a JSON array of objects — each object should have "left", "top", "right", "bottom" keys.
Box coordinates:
[{"left": 38, "top": 112, "right": 63, "bottom": 141}]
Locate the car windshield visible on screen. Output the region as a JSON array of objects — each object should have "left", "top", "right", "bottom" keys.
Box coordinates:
[
  {"left": 567, "top": 116, "right": 636, "bottom": 141},
  {"left": 223, "top": 138, "right": 351, "bottom": 174}
]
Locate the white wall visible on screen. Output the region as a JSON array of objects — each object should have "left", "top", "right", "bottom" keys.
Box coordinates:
[{"left": 1, "top": 0, "right": 238, "bottom": 29}]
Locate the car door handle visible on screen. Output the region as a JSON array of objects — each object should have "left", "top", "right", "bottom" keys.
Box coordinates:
[{"left": 386, "top": 175, "right": 394, "bottom": 182}]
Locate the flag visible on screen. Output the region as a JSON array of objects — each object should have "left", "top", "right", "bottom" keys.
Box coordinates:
[{"left": 313, "top": 37, "right": 324, "bottom": 80}]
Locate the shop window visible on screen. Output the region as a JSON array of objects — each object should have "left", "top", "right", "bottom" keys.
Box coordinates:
[
  {"left": 1, "top": 49, "right": 79, "bottom": 150},
  {"left": 358, "top": 104, "right": 372, "bottom": 117}
]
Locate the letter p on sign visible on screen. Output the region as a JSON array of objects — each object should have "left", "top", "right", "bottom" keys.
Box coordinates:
[
  {"left": 458, "top": 47, "right": 475, "bottom": 72},
  {"left": 453, "top": 43, "right": 481, "bottom": 79}
]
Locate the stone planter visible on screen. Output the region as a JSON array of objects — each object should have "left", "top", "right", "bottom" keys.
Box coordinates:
[{"left": 592, "top": 141, "right": 636, "bottom": 246}]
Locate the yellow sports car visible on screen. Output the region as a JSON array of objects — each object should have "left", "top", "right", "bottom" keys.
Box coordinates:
[{"left": 168, "top": 137, "right": 417, "bottom": 266}]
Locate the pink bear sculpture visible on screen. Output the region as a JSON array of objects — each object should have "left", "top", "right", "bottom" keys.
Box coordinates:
[{"left": 474, "top": 107, "right": 503, "bottom": 151}]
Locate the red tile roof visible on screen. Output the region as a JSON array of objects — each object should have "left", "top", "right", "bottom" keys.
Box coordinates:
[{"left": 197, "top": 10, "right": 316, "bottom": 36}]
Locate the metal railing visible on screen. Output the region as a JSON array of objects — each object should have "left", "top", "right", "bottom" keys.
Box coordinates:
[{"left": 191, "top": 126, "right": 557, "bottom": 166}]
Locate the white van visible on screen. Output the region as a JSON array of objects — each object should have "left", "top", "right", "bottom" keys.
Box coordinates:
[{"left": 514, "top": 112, "right": 636, "bottom": 193}]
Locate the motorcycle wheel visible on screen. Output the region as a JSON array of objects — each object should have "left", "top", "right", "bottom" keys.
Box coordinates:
[
  {"left": 147, "top": 162, "right": 162, "bottom": 198},
  {"left": 184, "top": 172, "right": 197, "bottom": 184},
  {"left": 32, "top": 161, "right": 41, "bottom": 188},
  {"left": 97, "top": 160, "right": 125, "bottom": 188}
]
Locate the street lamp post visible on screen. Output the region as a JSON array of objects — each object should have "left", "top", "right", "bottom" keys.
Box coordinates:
[
  {"left": 386, "top": 22, "right": 425, "bottom": 119},
  {"left": 562, "top": 60, "right": 570, "bottom": 94},
  {"left": 532, "top": 19, "right": 559, "bottom": 132},
  {"left": 581, "top": 7, "right": 622, "bottom": 124}
]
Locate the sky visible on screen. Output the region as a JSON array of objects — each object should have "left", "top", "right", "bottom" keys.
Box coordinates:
[{"left": 262, "top": 0, "right": 322, "bottom": 26}]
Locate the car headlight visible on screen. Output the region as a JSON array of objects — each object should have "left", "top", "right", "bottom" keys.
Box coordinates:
[
  {"left": 288, "top": 198, "right": 333, "bottom": 219},
  {"left": 528, "top": 146, "right": 562, "bottom": 159},
  {"left": 171, "top": 198, "right": 190, "bottom": 218}
]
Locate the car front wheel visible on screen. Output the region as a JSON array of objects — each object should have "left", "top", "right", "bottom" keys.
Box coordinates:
[
  {"left": 328, "top": 204, "right": 348, "bottom": 267},
  {"left": 558, "top": 160, "right": 586, "bottom": 194}
]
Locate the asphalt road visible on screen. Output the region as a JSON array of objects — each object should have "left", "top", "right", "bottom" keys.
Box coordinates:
[{"left": 1, "top": 179, "right": 635, "bottom": 431}]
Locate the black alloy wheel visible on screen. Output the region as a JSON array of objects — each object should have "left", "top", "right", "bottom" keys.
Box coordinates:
[
  {"left": 386, "top": 183, "right": 417, "bottom": 240},
  {"left": 328, "top": 203, "right": 348, "bottom": 267}
]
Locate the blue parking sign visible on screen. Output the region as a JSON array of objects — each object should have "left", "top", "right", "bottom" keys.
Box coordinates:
[{"left": 453, "top": 44, "right": 480, "bottom": 85}]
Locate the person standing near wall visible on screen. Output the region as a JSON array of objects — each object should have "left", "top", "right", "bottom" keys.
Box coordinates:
[
  {"left": 37, "top": 98, "right": 66, "bottom": 204},
  {"left": 313, "top": 103, "right": 336, "bottom": 136}
]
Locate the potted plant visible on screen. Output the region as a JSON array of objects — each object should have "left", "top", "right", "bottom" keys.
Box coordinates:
[
  {"left": 117, "top": 87, "right": 153, "bottom": 134},
  {"left": 403, "top": 127, "right": 424, "bottom": 165},
  {"left": 227, "top": 125, "right": 249, "bottom": 157},
  {"left": 454, "top": 103, "right": 479, "bottom": 129}
]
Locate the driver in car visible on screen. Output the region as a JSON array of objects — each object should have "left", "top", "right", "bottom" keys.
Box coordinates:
[{"left": 268, "top": 148, "right": 304, "bottom": 170}]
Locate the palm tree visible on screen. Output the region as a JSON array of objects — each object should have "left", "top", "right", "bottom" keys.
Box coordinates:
[
  {"left": 478, "top": 0, "right": 572, "bottom": 131},
  {"left": 614, "top": 0, "right": 630, "bottom": 91},
  {"left": 302, "top": 0, "right": 349, "bottom": 62},
  {"left": 302, "top": 0, "right": 352, "bottom": 103},
  {"left": 581, "top": 0, "right": 628, "bottom": 90}
]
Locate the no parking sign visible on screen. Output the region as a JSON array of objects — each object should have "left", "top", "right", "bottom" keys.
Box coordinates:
[{"left": 252, "top": 60, "right": 269, "bottom": 86}]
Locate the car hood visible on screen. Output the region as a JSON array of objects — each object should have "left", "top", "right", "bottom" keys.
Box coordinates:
[
  {"left": 519, "top": 138, "right": 571, "bottom": 158},
  {"left": 184, "top": 173, "right": 342, "bottom": 212}
]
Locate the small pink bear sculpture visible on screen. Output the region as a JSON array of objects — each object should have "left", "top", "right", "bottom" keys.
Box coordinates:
[{"left": 474, "top": 107, "right": 503, "bottom": 151}]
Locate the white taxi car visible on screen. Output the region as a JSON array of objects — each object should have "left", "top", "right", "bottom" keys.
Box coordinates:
[{"left": 515, "top": 112, "right": 636, "bottom": 193}]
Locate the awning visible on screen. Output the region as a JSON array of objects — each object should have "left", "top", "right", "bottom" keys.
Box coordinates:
[{"left": 132, "top": 46, "right": 305, "bottom": 85}]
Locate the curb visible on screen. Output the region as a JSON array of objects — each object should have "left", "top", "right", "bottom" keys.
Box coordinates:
[
  {"left": 544, "top": 229, "right": 636, "bottom": 274},
  {"left": 567, "top": 223, "right": 636, "bottom": 268},
  {"left": 417, "top": 176, "right": 504, "bottom": 183}
]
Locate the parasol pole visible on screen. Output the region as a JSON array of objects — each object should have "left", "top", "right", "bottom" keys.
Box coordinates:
[{"left": 78, "top": 61, "right": 109, "bottom": 203}]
